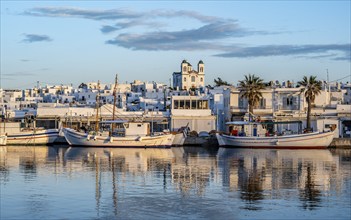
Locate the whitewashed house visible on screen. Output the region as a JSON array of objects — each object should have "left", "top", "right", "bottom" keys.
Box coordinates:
[{"left": 170, "top": 95, "right": 215, "bottom": 132}]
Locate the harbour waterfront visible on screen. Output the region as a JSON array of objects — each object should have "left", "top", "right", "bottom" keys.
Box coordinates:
[{"left": 0, "top": 146, "right": 350, "bottom": 219}]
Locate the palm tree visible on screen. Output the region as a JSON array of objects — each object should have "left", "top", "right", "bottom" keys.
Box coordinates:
[
  {"left": 297, "top": 76, "right": 322, "bottom": 132},
  {"left": 238, "top": 74, "right": 265, "bottom": 121},
  {"left": 214, "top": 77, "right": 232, "bottom": 86}
]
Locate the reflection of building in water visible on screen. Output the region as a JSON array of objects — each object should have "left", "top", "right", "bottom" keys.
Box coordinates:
[
  {"left": 170, "top": 147, "right": 219, "bottom": 196},
  {"left": 218, "top": 149, "right": 342, "bottom": 197}
]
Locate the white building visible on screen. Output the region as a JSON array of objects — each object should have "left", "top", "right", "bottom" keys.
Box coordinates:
[
  {"left": 173, "top": 60, "right": 205, "bottom": 90},
  {"left": 170, "top": 95, "right": 215, "bottom": 132}
]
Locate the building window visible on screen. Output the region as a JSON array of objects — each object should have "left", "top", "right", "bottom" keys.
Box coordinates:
[
  {"left": 260, "top": 98, "right": 266, "bottom": 109},
  {"left": 185, "top": 100, "right": 190, "bottom": 109},
  {"left": 179, "top": 100, "right": 185, "bottom": 109},
  {"left": 200, "top": 77, "right": 203, "bottom": 82},
  {"left": 184, "top": 77, "right": 186, "bottom": 82},
  {"left": 183, "top": 66, "right": 187, "bottom": 72},
  {"left": 191, "top": 76, "right": 195, "bottom": 82},
  {"left": 287, "top": 97, "right": 293, "bottom": 105},
  {"left": 191, "top": 100, "right": 197, "bottom": 109},
  {"left": 173, "top": 100, "right": 179, "bottom": 109}
]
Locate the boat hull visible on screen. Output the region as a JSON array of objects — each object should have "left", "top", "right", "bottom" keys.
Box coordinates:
[
  {"left": 63, "top": 128, "right": 175, "bottom": 148},
  {"left": 6, "top": 129, "right": 59, "bottom": 145},
  {"left": 216, "top": 131, "right": 334, "bottom": 149},
  {"left": 172, "top": 132, "right": 186, "bottom": 146},
  {"left": 0, "top": 135, "right": 7, "bottom": 146}
]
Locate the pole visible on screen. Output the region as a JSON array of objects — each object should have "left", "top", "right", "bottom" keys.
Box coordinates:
[
  {"left": 216, "top": 108, "right": 218, "bottom": 131},
  {"left": 112, "top": 74, "right": 118, "bottom": 134},
  {"left": 95, "top": 81, "right": 100, "bottom": 133},
  {"left": 151, "top": 108, "right": 154, "bottom": 135}
]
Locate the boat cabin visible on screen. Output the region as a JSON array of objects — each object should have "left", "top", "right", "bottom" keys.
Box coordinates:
[
  {"left": 99, "top": 120, "right": 151, "bottom": 137},
  {"left": 227, "top": 121, "right": 303, "bottom": 137}
]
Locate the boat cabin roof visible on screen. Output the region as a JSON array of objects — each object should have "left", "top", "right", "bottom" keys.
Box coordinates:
[
  {"left": 99, "top": 120, "right": 128, "bottom": 124},
  {"left": 226, "top": 120, "right": 302, "bottom": 126}
]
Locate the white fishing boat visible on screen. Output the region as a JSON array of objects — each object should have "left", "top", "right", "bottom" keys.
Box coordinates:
[
  {"left": 1, "top": 115, "right": 60, "bottom": 145},
  {"left": 216, "top": 121, "right": 334, "bottom": 148},
  {"left": 0, "top": 135, "right": 7, "bottom": 145},
  {"left": 63, "top": 121, "right": 175, "bottom": 148},
  {"left": 171, "top": 125, "right": 189, "bottom": 146},
  {"left": 63, "top": 77, "right": 175, "bottom": 148},
  {"left": 6, "top": 128, "right": 59, "bottom": 145}
]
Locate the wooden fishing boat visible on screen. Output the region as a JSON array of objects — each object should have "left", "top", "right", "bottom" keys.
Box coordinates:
[
  {"left": 216, "top": 121, "right": 334, "bottom": 149},
  {"left": 6, "top": 128, "right": 59, "bottom": 145},
  {"left": 63, "top": 121, "right": 174, "bottom": 148}
]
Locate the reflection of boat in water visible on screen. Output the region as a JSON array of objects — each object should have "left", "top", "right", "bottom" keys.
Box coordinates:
[
  {"left": 218, "top": 147, "right": 334, "bottom": 162},
  {"left": 65, "top": 147, "right": 175, "bottom": 161},
  {"left": 217, "top": 147, "right": 337, "bottom": 194},
  {"left": 216, "top": 121, "right": 334, "bottom": 148},
  {"left": 64, "top": 147, "right": 176, "bottom": 173}
]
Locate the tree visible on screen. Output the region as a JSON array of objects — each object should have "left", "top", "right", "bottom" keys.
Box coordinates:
[
  {"left": 214, "top": 77, "right": 232, "bottom": 86},
  {"left": 297, "top": 75, "right": 322, "bottom": 132},
  {"left": 238, "top": 74, "right": 265, "bottom": 121},
  {"left": 78, "top": 83, "right": 87, "bottom": 89}
]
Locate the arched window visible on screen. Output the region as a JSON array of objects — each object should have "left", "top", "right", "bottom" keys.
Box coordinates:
[
  {"left": 200, "top": 77, "right": 203, "bottom": 82},
  {"left": 183, "top": 66, "right": 187, "bottom": 72},
  {"left": 200, "top": 67, "right": 203, "bottom": 72},
  {"left": 191, "top": 76, "right": 195, "bottom": 82},
  {"left": 184, "top": 77, "right": 186, "bottom": 82}
]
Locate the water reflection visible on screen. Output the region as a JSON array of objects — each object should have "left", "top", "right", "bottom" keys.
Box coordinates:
[
  {"left": 217, "top": 148, "right": 344, "bottom": 211},
  {"left": 0, "top": 146, "right": 350, "bottom": 219}
]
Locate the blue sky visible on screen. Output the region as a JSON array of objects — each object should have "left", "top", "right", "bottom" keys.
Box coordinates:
[{"left": 1, "top": 1, "right": 350, "bottom": 89}]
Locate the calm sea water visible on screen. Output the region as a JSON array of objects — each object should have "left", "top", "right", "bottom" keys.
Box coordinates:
[{"left": 0, "top": 146, "right": 350, "bottom": 220}]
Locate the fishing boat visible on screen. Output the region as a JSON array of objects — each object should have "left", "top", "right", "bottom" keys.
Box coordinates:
[
  {"left": 63, "top": 120, "right": 175, "bottom": 148},
  {"left": 6, "top": 128, "right": 59, "bottom": 145},
  {"left": 63, "top": 77, "right": 175, "bottom": 148},
  {"left": 216, "top": 121, "right": 334, "bottom": 149},
  {"left": 0, "top": 135, "right": 7, "bottom": 145},
  {"left": 171, "top": 125, "right": 189, "bottom": 146},
  {"left": 1, "top": 115, "right": 59, "bottom": 145}
]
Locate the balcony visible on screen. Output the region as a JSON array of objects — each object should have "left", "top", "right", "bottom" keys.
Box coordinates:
[{"left": 230, "top": 106, "right": 247, "bottom": 113}]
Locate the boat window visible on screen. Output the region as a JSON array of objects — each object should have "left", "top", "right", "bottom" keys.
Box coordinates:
[{"left": 325, "top": 124, "right": 337, "bottom": 131}]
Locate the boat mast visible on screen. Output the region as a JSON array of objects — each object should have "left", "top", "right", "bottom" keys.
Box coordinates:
[
  {"left": 95, "top": 80, "right": 100, "bottom": 132},
  {"left": 112, "top": 74, "right": 118, "bottom": 133}
]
